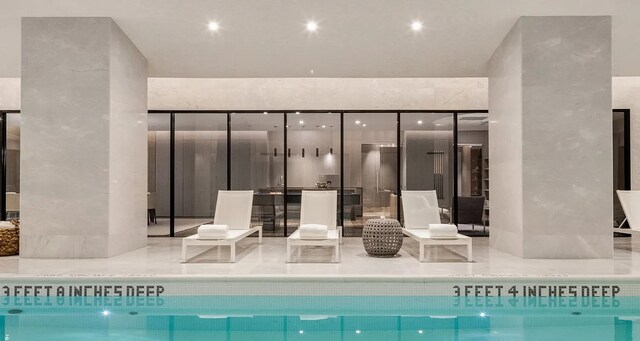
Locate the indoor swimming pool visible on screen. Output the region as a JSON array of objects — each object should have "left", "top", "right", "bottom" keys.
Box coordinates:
[{"left": 0, "top": 295, "right": 637, "bottom": 340}]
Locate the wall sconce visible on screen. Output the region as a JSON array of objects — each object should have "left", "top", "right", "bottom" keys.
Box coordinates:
[
  {"left": 288, "top": 148, "right": 291, "bottom": 157},
  {"left": 302, "top": 148, "right": 305, "bottom": 158},
  {"left": 315, "top": 148, "right": 319, "bottom": 157},
  {"left": 329, "top": 148, "right": 333, "bottom": 155},
  {"left": 274, "top": 148, "right": 278, "bottom": 157}
]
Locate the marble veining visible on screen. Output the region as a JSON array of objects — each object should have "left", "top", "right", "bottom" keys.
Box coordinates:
[
  {"left": 489, "top": 16, "right": 612, "bottom": 259},
  {"left": 20, "top": 17, "right": 147, "bottom": 258}
]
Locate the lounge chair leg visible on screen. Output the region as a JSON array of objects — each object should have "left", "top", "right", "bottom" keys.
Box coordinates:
[
  {"left": 286, "top": 241, "right": 291, "bottom": 262},
  {"left": 230, "top": 244, "right": 236, "bottom": 263},
  {"left": 182, "top": 242, "right": 187, "bottom": 263},
  {"left": 258, "top": 227, "right": 263, "bottom": 244},
  {"left": 419, "top": 242, "right": 424, "bottom": 262},
  {"left": 334, "top": 243, "right": 340, "bottom": 263},
  {"left": 467, "top": 242, "right": 472, "bottom": 262}
]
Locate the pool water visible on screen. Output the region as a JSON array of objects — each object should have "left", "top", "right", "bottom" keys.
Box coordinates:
[{"left": 1, "top": 295, "right": 638, "bottom": 340}]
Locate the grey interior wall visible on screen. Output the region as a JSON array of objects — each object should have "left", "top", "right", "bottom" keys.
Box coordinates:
[
  {"left": 286, "top": 131, "right": 340, "bottom": 187},
  {"left": 6, "top": 150, "right": 19, "bottom": 192},
  {"left": 403, "top": 131, "right": 454, "bottom": 207},
  {"left": 153, "top": 131, "right": 227, "bottom": 217},
  {"left": 231, "top": 131, "right": 272, "bottom": 190}
]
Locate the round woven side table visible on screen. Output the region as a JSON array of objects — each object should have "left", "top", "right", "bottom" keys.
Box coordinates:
[{"left": 362, "top": 218, "right": 403, "bottom": 257}]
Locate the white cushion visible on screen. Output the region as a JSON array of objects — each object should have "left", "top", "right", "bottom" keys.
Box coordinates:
[
  {"left": 198, "top": 224, "right": 229, "bottom": 239},
  {"left": 428, "top": 224, "right": 457, "bottom": 237},
  {"left": 298, "top": 224, "right": 329, "bottom": 239}
]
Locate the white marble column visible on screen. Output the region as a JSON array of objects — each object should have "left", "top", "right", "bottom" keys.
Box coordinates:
[
  {"left": 21, "top": 17, "right": 148, "bottom": 258},
  {"left": 488, "top": 16, "right": 612, "bottom": 258}
]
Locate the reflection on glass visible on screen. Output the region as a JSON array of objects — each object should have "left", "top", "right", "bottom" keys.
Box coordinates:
[
  {"left": 174, "top": 114, "right": 227, "bottom": 234},
  {"left": 456, "top": 113, "right": 488, "bottom": 235},
  {"left": 343, "top": 113, "right": 397, "bottom": 236},
  {"left": 401, "top": 113, "right": 454, "bottom": 226},
  {"left": 6, "top": 114, "right": 20, "bottom": 219},
  {"left": 286, "top": 112, "right": 340, "bottom": 235},
  {"left": 231, "top": 113, "right": 284, "bottom": 236},
  {"left": 148, "top": 114, "right": 171, "bottom": 235},
  {"left": 613, "top": 110, "right": 628, "bottom": 228}
]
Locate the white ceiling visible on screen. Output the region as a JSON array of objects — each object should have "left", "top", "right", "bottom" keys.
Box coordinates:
[{"left": 1, "top": 0, "right": 639, "bottom": 78}]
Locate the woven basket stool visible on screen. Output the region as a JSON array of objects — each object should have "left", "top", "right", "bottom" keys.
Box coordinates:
[
  {"left": 362, "top": 218, "right": 403, "bottom": 257},
  {"left": 0, "top": 227, "right": 19, "bottom": 256}
]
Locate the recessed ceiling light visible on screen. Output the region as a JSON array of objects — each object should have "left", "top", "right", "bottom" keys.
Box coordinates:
[
  {"left": 355, "top": 120, "right": 361, "bottom": 125},
  {"left": 411, "top": 21, "right": 423, "bottom": 32},
  {"left": 362, "top": 123, "right": 367, "bottom": 127},
  {"left": 299, "top": 120, "right": 304, "bottom": 124},
  {"left": 322, "top": 125, "right": 326, "bottom": 128},
  {"left": 207, "top": 21, "right": 220, "bottom": 32},
  {"left": 263, "top": 111, "right": 268, "bottom": 115},
  {"left": 417, "top": 120, "right": 423, "bottom": 125},
  {"left": 306, "top": 21, "right": 319, "bottom": 32},
  {"left": 296, "top": 111, "right": 300, "bottom": 115}
]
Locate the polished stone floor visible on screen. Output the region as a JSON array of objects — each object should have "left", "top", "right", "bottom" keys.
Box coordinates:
[{"left": 1, "top": 237, "right": 639, "bottom": 278}]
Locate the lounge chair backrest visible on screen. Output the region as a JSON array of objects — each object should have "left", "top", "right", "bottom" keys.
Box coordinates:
[
  {"left": 401, "top": 190, "right": 441, "bottom": 229},
  {"left": 617, "top": 190, "right": 640, "bottom": 230},
  {"left": 300, "top": 190, "right": 337, "bottom": 230},
  {"left": 214, "top": 190, "right": 254, "bottom": 230}
]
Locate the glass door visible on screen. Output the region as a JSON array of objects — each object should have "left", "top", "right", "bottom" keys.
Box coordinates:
[
  {"left": 230, "top": 112, "right": 285, "bottom": 237},
  {"left": 285, "top": 112, "right": 340, "bottom": 235},
  {"left": 173, "top": 114, "right": 228, "bottom": 236},
  {"left": 456, "top": 112, "right": 489, "bottom": 236},
  {"left": 613, "top": 109, "right": 630, "bottom": 229},
  {"left": 343, "top": 113, "right": 397, "bottom": 236},
  {"left": 401, "top": 112, "right": 455, "bottom": 226}
]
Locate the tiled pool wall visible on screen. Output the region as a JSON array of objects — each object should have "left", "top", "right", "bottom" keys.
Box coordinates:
[
  {"left": 0, "top": 276, "right": 637, "bottom": 297},
  {"left": 0, "top": 277, "right": 637, "bottom": 316}
]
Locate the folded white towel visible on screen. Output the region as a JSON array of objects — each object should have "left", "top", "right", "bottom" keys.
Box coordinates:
[
  {"left": 428, "top": 224, "right": 458, "bottom": 238},
  {"left": 198, "top": 224, "right": 229, "bottom": 239},
  {"left": 298, "top": 224, "right": 328, "bottom": 239}
]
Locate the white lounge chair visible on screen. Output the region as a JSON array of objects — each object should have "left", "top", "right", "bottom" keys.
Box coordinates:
[
  {"left": 401, "top": 190, "right": 472, "bottom": 262},
  {"left": 287, "top": 191, "right": 342, "bottom": 263},
  {"left": 182, "top": 190, "right": 262, "bottom": 262},
  {"left": 613, "top": 190, "right": 640, "bottom": 236}
]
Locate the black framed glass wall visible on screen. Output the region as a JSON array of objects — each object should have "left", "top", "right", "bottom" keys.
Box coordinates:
[
  {"left": 456, "top": 112, "right": 489, "bottom": 236},
  {"left": 5, "top": 113, "right": 20, "bottom": 220},
  {"left": 230, "top": 112, "right": 285, "bottom": 237},
  {"left": 613, "top": 109, "right": 631, "bottom": 229},
  {"left": 173, "top": 114, "right": 227, "bottom": 236},
  {"left": 343, "top": 112, "right": 398, "bottom": 236},
  {"left": 147, "top": 113, "right": 171, "bottom": 236},
  {"left": 286, "top": 112, "right": 341, "bottom": 235},
  {"left": 401, "top": 113, "right": 455, "bottom": 225}
]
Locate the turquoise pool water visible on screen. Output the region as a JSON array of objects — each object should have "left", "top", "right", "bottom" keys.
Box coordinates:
[{"left": 0, "top": 295, "right": 638, "bottom": 340}]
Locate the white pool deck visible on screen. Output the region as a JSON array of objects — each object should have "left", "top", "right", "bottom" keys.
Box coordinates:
[{"left": 1, "top": 237, "right": 639, "bottom": 279}]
